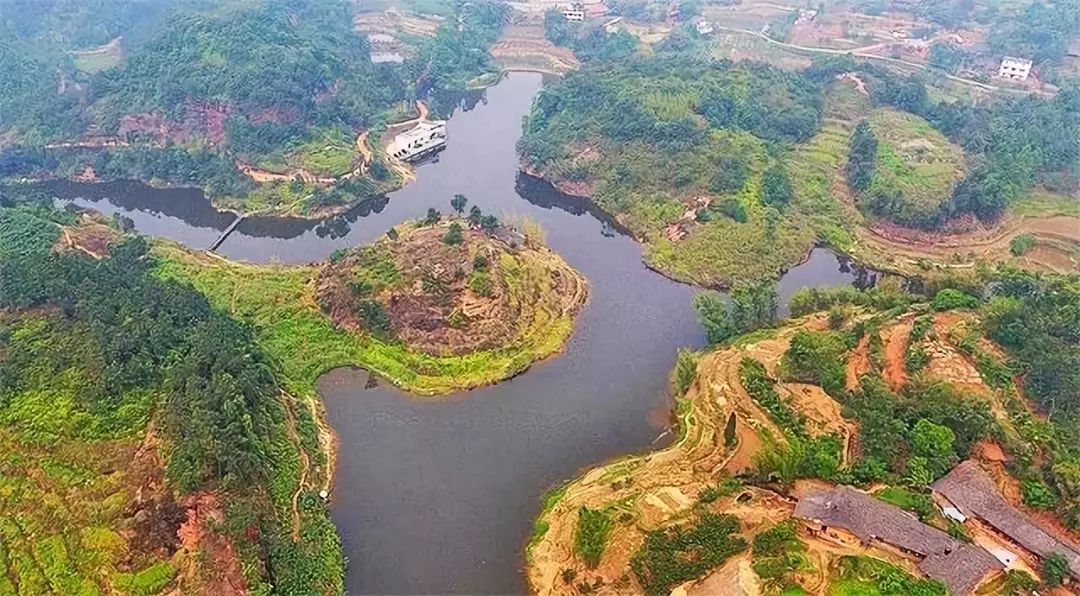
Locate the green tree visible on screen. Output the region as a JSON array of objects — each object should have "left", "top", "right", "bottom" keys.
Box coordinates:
[
  {"left": 575, "top": 507, "right": 614, "bottom": 568},
  {"left": 1021, "top": 480, "right": 1059, "bottom": 510},
  {"left": 450, "top": 194, "right": 468, "bottom": 214},
  {"left": 1041, "top": 552, "right": 1069, "bottom": 587},
  {"left": 846, "top": 119, "right": 878, "bottom": 192},
  {"left": 761, "top": 165, "right": 793, "bottom": 209},
  {"left": 425, "top": 208, "right": 442, "bottom": 225},
  {"left": 910, "top": 419, "right": 956, "bottom": 476}
]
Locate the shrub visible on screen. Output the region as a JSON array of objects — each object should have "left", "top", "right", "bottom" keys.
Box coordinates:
[
  {"left": 781, "top": 330, "right": 848, "bottom": 396},
  {"left": 1021, "top": 479, "right": 1059, "bottom": 510},
  {"left": 1010, "top": 233, "right": 1036, "bottom": 256},
  {"left": 630, "top": 513, "right": 747, "bottom": 596},
  {"left": 673, "top": 349, "right": 699, "bottom": 396},
  {"left": 1041, "top": 552, "right": 1069, "bottom": 587},
  {"left": 468, "top": 271, "right": 493, "bottom": 297},
  {"left": 443, "top": 222, "right": 464, "bottom": 245},
  {"left": 575, "top": 507, "right": 614, "bottom": 568},
  {"left": 355, "top": 299, "right": 393, "bottom": 338},
  {"left": 931, "top": 288, "right": 980, "bottom": 311}
]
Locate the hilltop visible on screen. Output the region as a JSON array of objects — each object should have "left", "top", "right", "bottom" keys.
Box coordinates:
[
  {"left": 519, "top": 51, "right": 1080, "bottom": 287},
  {"left": 153, "top": 203, "right": 587, "bottom": 395},
  {"left": 527, "top": 272, "right": 1080, "bottom": 595}
]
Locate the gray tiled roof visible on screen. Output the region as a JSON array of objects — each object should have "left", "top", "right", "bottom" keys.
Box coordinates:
[
  {"left": 794, "top": 485, "right": 1002, "bottom": 595},
  {"left": 934, "top": 460, "right": 1080, "bottom": 579}
]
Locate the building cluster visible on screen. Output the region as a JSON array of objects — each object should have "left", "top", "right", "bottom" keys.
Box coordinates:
[{"left": 794, "top": 461, "right": 1080, "bottom": 594}]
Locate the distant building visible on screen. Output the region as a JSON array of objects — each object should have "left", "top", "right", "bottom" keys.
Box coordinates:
[
  {"left": 388, "top": 121, "right": 447, "bottom": 163},
  {"left": 695, "top": 19, "right": 714, "bottom": 35},
  {"left": 562, "top": 2, "right": 585, "bottom": 21},
  {"left": 603, "top": 16, "right": 622, "bottom": 33},
  {"left": 997, "top": 56, "right": 1033, "bottom": 81}
]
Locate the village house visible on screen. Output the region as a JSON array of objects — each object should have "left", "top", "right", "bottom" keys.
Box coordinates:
[
  {"left": 934, "top": 461, "right": 1080, "bottom": 582},
  {"left": 794, "top": 486, "right": 1003, "bottom": 595},
  {"left": 997, "top": 56, "right": 1033, "bottom": 81},
  {"left": 387, "top": 120, "right": 447, "bottom": 163},
  {"left": 695, "top": 19, "right": 714, "bottom": 36},
  {"left": 562, "top": 2, "right": 585, "bottom": 21}
]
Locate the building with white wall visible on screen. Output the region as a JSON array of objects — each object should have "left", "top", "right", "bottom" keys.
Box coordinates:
[{"left": 997, "top": 56, "right": 1033, "bottom": 81}]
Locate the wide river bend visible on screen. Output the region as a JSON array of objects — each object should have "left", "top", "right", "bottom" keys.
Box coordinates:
[{"left": 53, "top": 72, "right": 877, "bottom": 594}]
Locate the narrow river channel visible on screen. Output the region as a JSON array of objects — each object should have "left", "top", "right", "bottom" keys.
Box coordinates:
[{"left": 52, "top": 72, "right": 877, "bottom": 594}]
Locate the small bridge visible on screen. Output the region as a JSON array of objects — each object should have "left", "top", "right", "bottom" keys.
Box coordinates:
[{"left": 209, "top": 214, "right": 245, "bottom": 252}]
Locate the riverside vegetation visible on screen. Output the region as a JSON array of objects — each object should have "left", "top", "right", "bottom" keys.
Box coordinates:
[
  {"left": 0, "top": 0, "right": 510, "bottom": 217},
  {"left": 0, "top": 196, "right": 341, "bottom": 594},
  {"left": 519, "top": 47, "right": 1080, "bottom": 286},
  {"left": 0, "top": 190, "right": 587, "bottom": 594},
  {"left": 528, "top": 267, "right": 1080, "bottom": 595}
]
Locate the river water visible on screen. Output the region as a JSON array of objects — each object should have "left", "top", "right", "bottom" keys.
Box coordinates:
[{"left": 51, "top": 72, "right": 877, "bottom": 594}]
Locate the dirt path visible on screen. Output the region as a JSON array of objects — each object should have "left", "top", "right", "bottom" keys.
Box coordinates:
[
  {"left": 845, "top": 335, "right": 871, "bottom": 392},
  {"left": 711, "top": 26, "right": 1052, "bottom": 97},
  {"left": 855, "top": 214, "right": 1080, "bottom": 275},
  {"left": 882, "top": 317, "right": 913, "bottom": 392}
]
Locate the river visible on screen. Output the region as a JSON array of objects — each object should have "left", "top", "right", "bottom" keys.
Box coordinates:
[{"left": 51, "top": 72, "right": 877, "bottom": 594}]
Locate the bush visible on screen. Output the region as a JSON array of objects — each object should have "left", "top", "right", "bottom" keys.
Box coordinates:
[
  {"left": 781, "top": 330, "right": 848, "bottom": 396},
  {"left": 1041, "top": 552, "right": 1069, "bottom": 587},
  {"left": 630, "top": 513, "right": 747, "bottom": 596},
  {"left": 673, "top": 349, "right": 699, "bottom": 396},
  {"left": 1021, "top": 479, "right": 1059, "bottom": 510},
  {"left": 443, "top": 222, "right": 464, "bottom": 245},
  {"left": 468, "top": 271, "right": 493, "bottom": 297},
  {"left": 931, "top": 288, "right": 980, "bottom": 311},
  {"left": 575, "top": 507, "right": 615, "bottom": 568},
  {"left": 1010, "top": 233, "right": 1036, "bottom": 256}
]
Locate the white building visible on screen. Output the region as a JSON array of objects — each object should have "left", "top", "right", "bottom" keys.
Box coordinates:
[
  {"left": 604, "top": 16, "right": 622, "bottom": 33},
  {"left": 695, "top": 19, "right": 714, "bottom": 35},
  {"left": 997, "top": 56, "right": 1033, "bottom": 81},
  {"left": 388, "top": 121, "right": 447, "bottom": 162},
  {"left": 562, "top": 2, "right": 585, "bottom": 21}
]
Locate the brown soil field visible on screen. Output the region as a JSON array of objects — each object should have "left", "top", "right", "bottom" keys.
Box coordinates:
[
  {"left": 491, "top": 25, "right": 579, "bottom": 75},
  {"left": 853, "top": 213, "right": 1080, "bottom": 276},
  {"left": 56, "top": 211, "right": 121, "bottom": 259},
  {"left": 315, "top": 218, "right": 587, "bottom": 356}
]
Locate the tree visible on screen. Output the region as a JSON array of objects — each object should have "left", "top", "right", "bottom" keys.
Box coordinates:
[
  {"left": 846, "top": 120, "right": 878, "bottom": 192},
  {"left": 761, "top": 165, "right": 793, "bottom": 209},
  {"left": 710, "top": 157, "right": 748, "bottom": 193},
  {"left": 450, "top": 194, "right": 468, "bottom": 214},
  {"left": 468, "top": 205, "right": 483, "bottom": 227},
  {"left": 425, "top": 208, "right": 441, "bottom": 225},
  {"left": 480, "top": 214, "right": 499, "bottom": 232},
  {"left": 693, "top": 283, "right": 778, "bottom": 344},
  {"left": 929, "top": 42, "right": 965, "bottom": 74},
  {"left": 1041, "top": 552, "right": 1069, "bottom": 587},
  {"left": 910, "top": 419, "right": 956, "bottom": 476},
  {"left": 443, "top": 222, "right": 464, "bottom": 245}
]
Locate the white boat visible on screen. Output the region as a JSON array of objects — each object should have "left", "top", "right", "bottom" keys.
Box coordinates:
[{"left": 388, "top": 120, "right": 447, "bottom": 162}]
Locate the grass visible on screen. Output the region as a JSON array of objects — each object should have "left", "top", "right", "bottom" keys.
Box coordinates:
[
  {"left": 1012, "top": 190, "right": 1080, "bottom": 218},
  {"left": 828, "top": 556, "right": 946, "bottom": 596},
  {"left": 287, "top": 127, "right": 359, "bottom": 178},
  {"left": 151, "top": 238, "right": 581, "bottom": 396},
  {"left": 0, "top": 313, "right": 169, "bottom": 595},
  {"left": 862, "top": 109, "right": 966, "bottom": 226}
]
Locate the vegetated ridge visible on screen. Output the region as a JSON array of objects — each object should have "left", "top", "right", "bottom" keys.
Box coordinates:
[{"left": 528, "top": 270, "right": 1080, "bottom": 595}]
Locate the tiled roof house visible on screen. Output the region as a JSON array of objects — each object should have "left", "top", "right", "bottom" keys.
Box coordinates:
[{"left": 795, "top": 486, "right": 1002, "bottom": 595}]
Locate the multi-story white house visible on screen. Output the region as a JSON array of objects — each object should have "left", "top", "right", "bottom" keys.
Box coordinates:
[{"left": 997, "top": 56, "right": 1033, "bottom": 81}]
